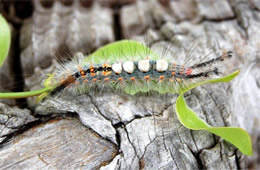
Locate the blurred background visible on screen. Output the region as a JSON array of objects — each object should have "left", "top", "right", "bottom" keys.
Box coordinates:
[{"left": 0, "top": 0, "right": 259, "bottom": 169}]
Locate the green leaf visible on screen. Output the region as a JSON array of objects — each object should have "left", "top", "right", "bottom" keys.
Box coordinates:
[
  {"left": 175, "top": 70, "right": 252, "bottom": 155},
  {"left": 0, "top": 14, "right": 11, "bottom": 68},
  {"left": 87, "top": 40, "right": 160, "bottom": 64}
]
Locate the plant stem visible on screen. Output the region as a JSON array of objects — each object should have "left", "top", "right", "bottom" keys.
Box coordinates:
[{"left": 0, "top": 87, "right": 53, "bottom": 99}]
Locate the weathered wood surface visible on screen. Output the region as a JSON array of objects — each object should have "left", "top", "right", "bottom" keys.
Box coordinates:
[
  {"left": 0, "top": 118, "right": 117, "bottom": 169},
  {"left": 0, "top": 0, "right": 260, "bottom": 169}
]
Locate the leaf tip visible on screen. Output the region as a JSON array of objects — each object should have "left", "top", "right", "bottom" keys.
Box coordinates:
[{"left": 234, "top": 69, "right": 240, "bottom": 76}]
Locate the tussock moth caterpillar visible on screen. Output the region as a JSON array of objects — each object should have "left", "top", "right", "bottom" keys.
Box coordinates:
[{"left": 44, "top": 36, "right": 233, "bottom": 98}]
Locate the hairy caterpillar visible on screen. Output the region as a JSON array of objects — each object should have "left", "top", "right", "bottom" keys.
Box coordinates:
[{"left": 45, "top": 39, "right": 232, "bottom": 98}]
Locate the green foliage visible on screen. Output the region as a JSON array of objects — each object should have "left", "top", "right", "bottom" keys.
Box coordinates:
[
  {"left": 0, "top": 15, "right": 11, "bottom": 67},
  {"left": 87, "top": 40, "right": 160, "bottom": 64},
  {"left": 175, "top": 70, "right": 252, "bottom": 155},
  {"left": 176, "top": 94, "right": 252, "bottom": 155}
]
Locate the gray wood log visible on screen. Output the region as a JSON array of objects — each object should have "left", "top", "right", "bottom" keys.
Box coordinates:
[
  {"left": 0, "top": 0, "right": 259, "bottom": 169},
  {"left": 0, "top": 118, "right": 117, "bottom": 169}
]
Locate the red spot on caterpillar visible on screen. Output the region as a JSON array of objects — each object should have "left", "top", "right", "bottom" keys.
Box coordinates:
[
  {"left": 80, "top": 71, "right": 85, "bottom": 76},
  {"left": 90, "top": 66, "right": 94, "bottom": 73},
  {"left": 185, "top": 68, "right": 192, "bottom": 75},
  {"left": 104, "top": 77, "right": 110, "bottom": 82},
  {"left": 172, "top": 71, "right": 176, "bottom": 76},
  {"left": 81, "top": 75, "right": 86, "bottom": 79},
  {"left": 102, "top": 71, "right": 112, "bottom": 76},
  {"left": 144, "top": 75, "right": 150, "bottom": 81},
  {"left": 159, "top": 75, "right": 164, "bottom": 80},
  {"left": 118, "top": 77, "right": 123, "bottom": 81},
  {"left": 130, "top": 77, "right": 135, "bottom": 81},
  {"left": 92, "top": 78, "right": 97, "bottom": 82},
  {"left": 84, "top": 79, "right": 88, "bottom": 83},
  {"left": 159, "top": 75, "right": 164, "bottom": 82},
  {"left": 78, "top": 66, "right": 85, "bottom": 76},
  {"left": 91, "top": 73, "right": 95, "bottom": 77}
]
